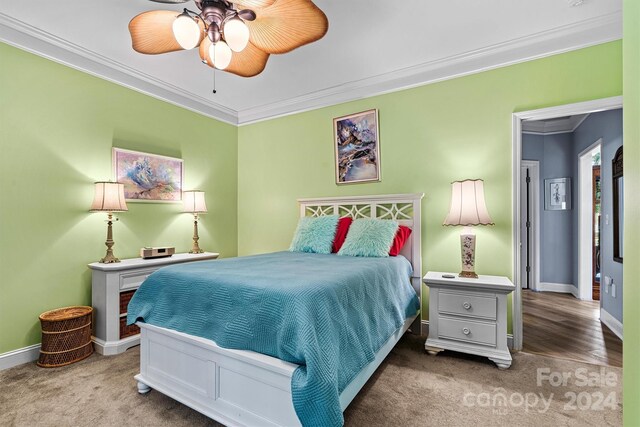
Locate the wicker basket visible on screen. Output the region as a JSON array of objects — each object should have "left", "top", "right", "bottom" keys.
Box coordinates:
[{"left": 37, "top": 306, "right": 93, "bottom": 368}]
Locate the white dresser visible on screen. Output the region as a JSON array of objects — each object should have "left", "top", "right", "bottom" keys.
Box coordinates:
[
  {"left": 423, "top": 271, "right": 515, "bottom": 369},
  {"left": 89, "top": 252, "right": 219, "bottom": 355}
]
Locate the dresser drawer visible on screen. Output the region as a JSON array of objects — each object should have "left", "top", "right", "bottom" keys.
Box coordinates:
[
  {"left": 438, "top": 317, "right": 496, "bottom": 347},
  {"left": 119, "top": 269, "right": 156, "bottom": 291},
  {"left": 438, "top": 291, "right": 496, "bottom": 320}
]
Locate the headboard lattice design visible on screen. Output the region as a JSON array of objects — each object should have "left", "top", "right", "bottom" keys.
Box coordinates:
[{"left": 297, "top": 193, "right": 424, "bottom": 282}]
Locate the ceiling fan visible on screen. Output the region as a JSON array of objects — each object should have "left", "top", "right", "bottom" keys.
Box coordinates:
[{"left": 129, "top": 0, "right": 328, "bottom": 78}]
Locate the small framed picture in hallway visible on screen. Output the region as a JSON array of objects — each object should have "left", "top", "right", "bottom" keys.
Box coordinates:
[{"left": 545, "top": 177, "right": 572, "bottom": 210}]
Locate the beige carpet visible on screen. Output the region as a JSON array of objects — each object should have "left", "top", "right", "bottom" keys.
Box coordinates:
[{"left": 0, "top": 334, "right": 621, "bottom": 426}]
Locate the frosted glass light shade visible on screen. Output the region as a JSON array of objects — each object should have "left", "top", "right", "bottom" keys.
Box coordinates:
[
  {"left": 209, "top": 41, "right": 232, "bottom": 70},
  {"left": 443, "top": 179, "right": 494, "bottom": 226},
  {"left": 183, "top": 190, "right": 207, "bottom": 213},
  {"left": 90, "top": 182, "right": 128, "bottom": 212},
  {"left": 224, "top": 18, "right": 250, "bottom": 52},
  {"left": 172, "top": 13, "right": 201, "bottom": 50}
]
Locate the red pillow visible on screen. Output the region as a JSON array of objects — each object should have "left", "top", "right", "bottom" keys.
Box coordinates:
[
  {"left": 332, "top": 217, "right": 353, "bottom": 253},
  {"left": 389, "top": 225, "right": 412, "bottom": 256}
]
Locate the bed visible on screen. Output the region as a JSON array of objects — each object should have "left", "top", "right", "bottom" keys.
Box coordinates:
[{"left": 130, "top": 193, "right": 424, "bottom": 427}]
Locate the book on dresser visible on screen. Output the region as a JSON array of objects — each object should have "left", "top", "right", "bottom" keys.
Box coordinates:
[{"left": 89, "top": 252, "right": 219, "bottom": 355}]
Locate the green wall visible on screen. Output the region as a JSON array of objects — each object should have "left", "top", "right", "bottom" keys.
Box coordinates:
[
  {"left": 238, "top": 41, "right": 622, "bottom": 322},
  {"left": 623, "top": 0, "right": 640, "bottom": 423},
  {"left": 0, "top": 43, "right": 238, "bottom": 354}
]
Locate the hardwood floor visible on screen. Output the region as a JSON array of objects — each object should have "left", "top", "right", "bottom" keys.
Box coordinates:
[{"left": 522, "top": 290, "right": 622, "bottom": 367}]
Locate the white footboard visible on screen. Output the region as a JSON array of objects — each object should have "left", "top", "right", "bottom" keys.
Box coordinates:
[
  {"left": 135, "top": 314, "right": 417, "bottom": 427},
  {"left": 135, "top": 323, "right": 300, "bottom": 427}
]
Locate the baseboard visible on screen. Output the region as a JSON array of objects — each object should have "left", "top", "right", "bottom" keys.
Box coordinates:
[
  {"left": 0, "top": 344, "right": 40, "bottom": 370},
  {"left": 600, "top": 308, "right": 623, "bottom": 340},
  {"left": 537, "top": 282, "right": 578, "bottom": 297},
  {"left": 422, "top": 320, "right": 515, "bottom": 351}
]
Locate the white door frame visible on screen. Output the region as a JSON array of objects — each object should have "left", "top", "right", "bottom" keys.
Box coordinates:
[
  {"left": 520, "top": 160, "right": 540, "bottom": 291},
  {"left": 511, "top": 96, "right": 622, "bottom": 351},
  {"left": 578, "top": 140, "right": 602, "bottom": 301}
]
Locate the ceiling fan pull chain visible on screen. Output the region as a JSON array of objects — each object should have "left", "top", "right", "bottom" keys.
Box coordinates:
[{"left": 212, "top": 68, "right": 217, "bottom": 94}]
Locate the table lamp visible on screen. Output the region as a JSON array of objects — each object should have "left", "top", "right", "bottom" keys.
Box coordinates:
[
  {"left": 90, "top": 182, "right": 128, "bottom": 263},
  {"left": 183, "top": 190, "right": 207, "bottom": 254},
  {"left": 443, "top": 179, "right": 494, "bottom": 278}
]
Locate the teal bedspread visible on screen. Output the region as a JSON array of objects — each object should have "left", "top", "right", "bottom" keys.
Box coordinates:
[{"left": 127, "top": 251, "right": 419, "bottom": 427}]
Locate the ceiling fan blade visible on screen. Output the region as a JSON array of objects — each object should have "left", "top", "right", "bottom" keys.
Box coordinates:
[
  {"left": 129, "top": 10, "right": 204, "bottom": 54},
  {"left": 199, "top": 37, "right": 270, "bottom": 77},
  {"left": 246, "top": 0, "right": 328, "bottom": 54},
  {"left": 234, "top": 0, "right": 276, "bottom": 9}
]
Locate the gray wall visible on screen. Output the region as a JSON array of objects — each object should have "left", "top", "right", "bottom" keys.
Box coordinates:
[
  {"left": 523, "top": 132, "right": 574, "bottom": 285},
  {"left": 572, "top": 109, "right": 623, "bottom": 323}
]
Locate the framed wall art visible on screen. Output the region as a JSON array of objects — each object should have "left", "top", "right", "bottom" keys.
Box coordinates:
[
  {"left": 544, "top": 177, "right": 571, "bottom": 210},
  {"left": 113, "top": 148, "right": 183, "bottom": 202},
  {"left": 333, "top": 109, "right": 380, "bottom": 185}
]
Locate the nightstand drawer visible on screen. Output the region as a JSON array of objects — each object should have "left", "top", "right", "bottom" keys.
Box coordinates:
[
  {"left": 439, "top": 291, "right": 496, "bottom": 320},
  {"left": 119, "top": 269, "right": 156, "bottom": 291},
  {"left": 438, "top": 317, "right": 496, "bottom": 347}
]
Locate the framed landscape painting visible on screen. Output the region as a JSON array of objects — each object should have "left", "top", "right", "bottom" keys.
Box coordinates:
[
  {"left": 333, "top": 109, "right": 381, "bottom": 185},
  {"left": 113, "top": 148, "right": 183, "bottom": 202}
]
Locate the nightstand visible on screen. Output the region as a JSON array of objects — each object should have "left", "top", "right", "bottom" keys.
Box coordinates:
[
  {"left": 89, "top": 252, "right": 219, "bottom": 355},
  {"left": 423, "top": 271, "right": 515, "bottom": 369}
]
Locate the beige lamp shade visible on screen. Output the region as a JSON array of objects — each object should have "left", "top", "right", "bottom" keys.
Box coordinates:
[
  {"left": 183, "top": 190, "right": 208, "bottom": 213},
  {"left": 90, "top": 182, "right": 128, "bottom": 212},
  {"left": 443, "top": 179, "right": 494, "bottom": 226}
]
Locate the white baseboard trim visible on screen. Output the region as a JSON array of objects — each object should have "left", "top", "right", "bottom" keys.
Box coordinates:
[
  {"left": 0, "top": 344, "right": 40, "bottom": 370},
  {"left": 537, "top": 282, "right": 579, "bottom": 298},
  {"left": 421, "top": 320, "right": 515, "bottom": 351},
  {"left": 92, "top": 335, "right": 139, "bottom": 356},
  {"left": 600, "top": 308, "right": 623, "bottom": 340}
]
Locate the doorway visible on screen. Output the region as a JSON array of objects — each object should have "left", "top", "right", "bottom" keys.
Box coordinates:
[
  {"left": 578, "top": 140, "right": 601, "bottom": 301},
  {"left": 511, "top": 96, "right": 623, "bottom": 351}
]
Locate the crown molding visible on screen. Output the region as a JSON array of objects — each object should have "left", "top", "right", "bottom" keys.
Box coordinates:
[
  {"left": 0, "top": 11, "right": 621, "bottom": 127},
  {"left": 238, "top": 12, "right": 621, "bottom": 125},
  {"left": 0, "top": 13, "right": 238, "bottom": 125},
  {"left": 522, "top": 113, "right": 590, "bottom": 135}
]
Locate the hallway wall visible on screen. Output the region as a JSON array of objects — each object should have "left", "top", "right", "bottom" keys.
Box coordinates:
[{"left": 522, "top": 133, "right": 574, "bottom": 286}]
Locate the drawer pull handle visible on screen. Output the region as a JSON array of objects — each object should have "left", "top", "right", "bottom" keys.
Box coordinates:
[
  {"left": 462, "top": 327, "right": 471, "bottom": 335},
  {"left": 462, "top": 302, "right": 472, "bottom": 310}
]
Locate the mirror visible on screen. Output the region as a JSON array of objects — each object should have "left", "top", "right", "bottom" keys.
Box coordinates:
[{"left": 612, "top": 146, "right": 623, "bottom": 263}]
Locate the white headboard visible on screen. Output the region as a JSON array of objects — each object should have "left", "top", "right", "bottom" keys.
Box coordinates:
[{"left": 297, "top": 193, "right": 425, "bottom": 298}]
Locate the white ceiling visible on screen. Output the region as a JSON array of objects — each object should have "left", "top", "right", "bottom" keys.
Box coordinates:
[{"left": 0, "top": 0, "right": 622, "bottom": 125}]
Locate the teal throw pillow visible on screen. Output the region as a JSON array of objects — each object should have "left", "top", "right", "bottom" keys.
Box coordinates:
[
  {"left": 338, "top": 218, "right": 399, "bottom": 257},
  {"left": 289, "top": 215, "right": 339, "bottom": 254}
]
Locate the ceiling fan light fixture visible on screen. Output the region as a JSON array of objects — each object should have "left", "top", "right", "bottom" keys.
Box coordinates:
[
  {"left": 209, "top": 40, "right": 232, "bottom": 70},
  {"left": 129, "top": 0, "right": 328, "bottom": 78},
  {"left": 172, "top": 10, "right": 201, "bottom": 50},
  {"left": 224, "top": 17, "right": 250, "bottom": 52}
]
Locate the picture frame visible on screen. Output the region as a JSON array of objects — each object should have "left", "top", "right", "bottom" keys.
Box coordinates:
[
  {"left": 112, "top": 148, "right": 183, "bottom": 202},
  {"left": 544, "top": 177, "right": 572, "bottom": 210},
  {"left": 333, "top": 109, "right": 381, "bottom": 185}
]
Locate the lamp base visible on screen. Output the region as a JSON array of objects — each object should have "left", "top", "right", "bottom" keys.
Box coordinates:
[
  {"left": 459, "top": 227, "right": 478, "bottom": 279},
  {"left": 189, "top": 215, "right": 204, "bottom": 254},
  {"left": 100, "top": 253, "right": 121, "bottom": 264},
  {"left": 99, "top": 216, "right": 121, "bottom": 263},
  {"left": 459, "top": 270, "right": 478, "bottom": 279}
]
